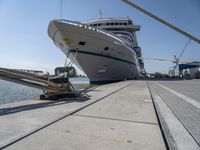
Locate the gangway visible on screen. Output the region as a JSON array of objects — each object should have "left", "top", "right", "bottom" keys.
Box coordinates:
[{"left": 0, "top": 67, "right": 79, "bottom": 100}]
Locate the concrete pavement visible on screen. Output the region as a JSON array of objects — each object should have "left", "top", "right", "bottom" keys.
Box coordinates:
[
  {"left": 0, "top": 81, "right": 166, "bottom": 150},
  {"left": 148, "top": 80, "right": 200, "bottom": 150}
]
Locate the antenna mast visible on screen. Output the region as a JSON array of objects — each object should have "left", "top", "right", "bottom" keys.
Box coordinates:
[
  {"left": 99, "top": 9, "right": 102, "bottom": 19},
  {"left": 60, "top": 0, "right": 63, "bottom": 18}
]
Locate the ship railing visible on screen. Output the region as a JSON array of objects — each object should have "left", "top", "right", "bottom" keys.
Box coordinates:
[
  {"left": 56, "top": 19, "right": 125, "bottom": 44},
  {"left": 84, "top": 17, "right": 134, "bottom": 22}
]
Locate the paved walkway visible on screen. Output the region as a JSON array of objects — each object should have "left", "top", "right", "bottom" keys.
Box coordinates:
[
  {"left": 148, "top": 80, "right": 200, "bottom": 150},
  {"left": 0, "top": 81, "right": 166, "bottom": 150}
]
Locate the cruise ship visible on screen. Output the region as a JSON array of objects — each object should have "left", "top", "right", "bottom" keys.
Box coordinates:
[{"left": 48, "top": 18, "right": 145, "bottom": 83}]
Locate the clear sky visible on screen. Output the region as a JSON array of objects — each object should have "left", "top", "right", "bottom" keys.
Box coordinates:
[{"left": 0, "top": 0, "right": 200, "bottom": 74}]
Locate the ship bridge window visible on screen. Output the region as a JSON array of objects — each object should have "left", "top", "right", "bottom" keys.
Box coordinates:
[
  {"left": 119, "top": 23, "right": 123, "bottom": 25},
  {"left": 124, "top": 23, "right": 128, "bottom": 25},
  {"left": 106, "top": 23, "right": 110, "bottom": 25},
  {"left": 115, "top": 23, "right": 119, "bottom": 25},
  {"left": 111, "top": 23, "right": 114, "bottom": 25},
  {"left": 103, "top": 28, "right": 126, "bottom": 31}
]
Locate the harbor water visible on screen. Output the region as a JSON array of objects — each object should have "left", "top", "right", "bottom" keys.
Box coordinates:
[{"left": 0, "top": 77, "right": 90, "bottom": 105}]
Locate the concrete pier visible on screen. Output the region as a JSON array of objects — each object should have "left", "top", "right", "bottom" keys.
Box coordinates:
[
  {"left": 0, "top": 81, "right": 166, "bottom": 150},
  {"left": 1, "top": 80, "right": 200, "bottom": 149},
  {"left": 148, "top": 80, "right": 200, "bottom": 150}
]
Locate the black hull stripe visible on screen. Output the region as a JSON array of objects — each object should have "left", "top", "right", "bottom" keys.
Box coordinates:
[
  {"left": 90, "top": 79, "right": 122, "bottom": 84},
  {"left": 69, "top": 49, "right": 136, "bottom": 66}
]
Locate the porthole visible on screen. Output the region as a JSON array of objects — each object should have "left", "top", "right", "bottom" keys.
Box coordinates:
[
  {"left": 79, "top": 41, "right": 86, "bottom": 45},
  {"left": 104, "top": 47, "right": 109, "bottom": 51}
]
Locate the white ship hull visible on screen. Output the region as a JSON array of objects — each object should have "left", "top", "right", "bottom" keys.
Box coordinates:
[{"left": 48, "top": 20, "right": 141, "bottom": 83}]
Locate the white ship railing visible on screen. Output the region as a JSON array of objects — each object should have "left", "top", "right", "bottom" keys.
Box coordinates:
[{"left": 57, "top": 19, "right": 125, "bottom": 43}]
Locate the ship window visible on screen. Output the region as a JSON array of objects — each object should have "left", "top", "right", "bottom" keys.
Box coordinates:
[
  {"left": 124, "top": 23, "right": 128, "bottom": 25},
  {"left": 59, "top": 42, "right": 63, "bottom": 47},
  {"left": 94, "top": 24, "right": 97, "bottom": 26},
  {"left": 119, "top": 23, "right": 123, "bottom": 25},
  {"left": 104, "top": 47, "right": 109, "bottom": 51},
  {"left": 98, "top": 24, "right": 101, "bottom": 26},
  {"left": 106, "top": 23, "right": 110, "bottom": 25},
  {"left": 115, "top": 23, "right": 118, "bottom": 25},
  {"left": 116, "top": 33, "right": 133, "bottom": 46},
  {"left": 128, "top": 20, "right": 132, "bottom": 25},
  {"left": 79, "top": 41, "right": 86, "bottom": 45},
  {"left": 111, "top": 23, "right": 114, "bottom": 25}
]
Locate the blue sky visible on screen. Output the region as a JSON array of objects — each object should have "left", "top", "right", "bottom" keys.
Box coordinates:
[{"left": 0, "top": 0, "right": 200, "bottom": 74}]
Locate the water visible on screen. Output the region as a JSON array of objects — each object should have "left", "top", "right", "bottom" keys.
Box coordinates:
[{"left": 0, "top": 77, "right": 90, "bottom": 105}]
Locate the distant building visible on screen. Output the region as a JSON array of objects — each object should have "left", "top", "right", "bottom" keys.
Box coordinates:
[
  {"left": 17, "top": 69, "right": 44, "bottom": 76},
  {"left": 169, "top": 68, "right": 179, "bottom": 77},
  {"left": 169, "top": 62, "right": 200, "bottom": 79},
  {"left": 182, "top": 67, "right": 200, "bottom": 79}
]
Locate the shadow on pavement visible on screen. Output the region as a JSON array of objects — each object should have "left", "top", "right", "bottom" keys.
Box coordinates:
[{"left": 0, "top": 96, "right": 90, "bottom": 116}]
